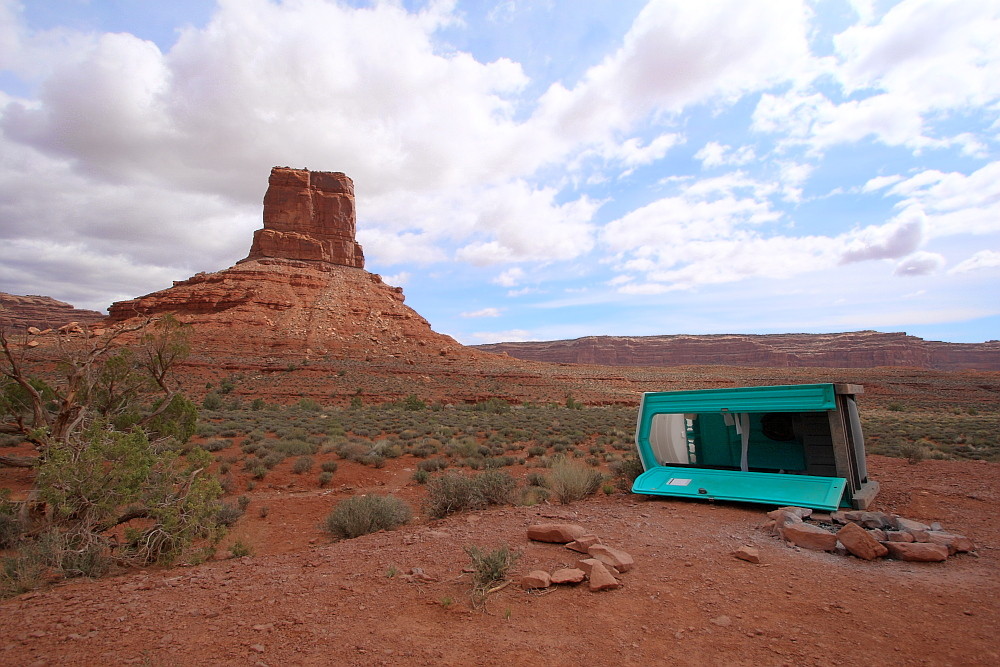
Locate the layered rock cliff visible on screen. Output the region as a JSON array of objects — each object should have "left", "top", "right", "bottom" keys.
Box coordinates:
[
  {"left": 243, "top": 167, "right": 364, "bottom": 268},
  {"left": 473, "top": 332, "right": 1000, "bottom": 372},
  {"left": 0, "top": 292, "right": 104, "bottom": 331}
]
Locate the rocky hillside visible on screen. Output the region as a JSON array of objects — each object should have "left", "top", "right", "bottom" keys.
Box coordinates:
[
  {"left": 0, "top": 292, "right": 104, "bottom": 331},
  {"left": 473, "top": 332, "right": 1000, "bottom": 372}
]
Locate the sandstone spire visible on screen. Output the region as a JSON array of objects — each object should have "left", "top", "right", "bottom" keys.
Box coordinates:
[{"left": 243, "top": 167, "right": 365, "bottom": 268}]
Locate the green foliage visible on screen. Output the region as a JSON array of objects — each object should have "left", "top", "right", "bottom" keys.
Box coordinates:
[
  {"left": 610, "top": 454, "right": 644, "bottom": 492},
  {"left": 202, "top": 392, "right": 223, "bottom": 410},
  {"left": 549, "top": 456, "right": 604, "bottom": 504},
  {"left": 0, "top": 489, "right": 24, "bottom": 549},
  {"left": 298, "top": 398, "right": 322, "bottom": 411},
  {"left": 230, "top": 539, "right": 253, "bottom": 558},
  {"left": 399, "top": 394, "right": 426, "bottom": 411},
  {"left": 147, "top": 394, "right": 199, "bottom": 444},
  {"left": 324, "top": 494, "right": 411, "bottom": 539},
  {"left": 318, "top": 471, "right": 333, "bottom": 487}
]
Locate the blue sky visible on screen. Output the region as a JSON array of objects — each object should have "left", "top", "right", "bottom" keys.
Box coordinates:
[{"left": 1, "top": 0, "right": 998, "bottom": 345}]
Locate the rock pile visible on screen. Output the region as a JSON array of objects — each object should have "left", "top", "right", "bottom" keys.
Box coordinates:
[
  {"left": 522, "top": 524, "right": 634, "bottom": 592},
  {"left": 763, "top": 507, "right": 975, "bottom": 562}
]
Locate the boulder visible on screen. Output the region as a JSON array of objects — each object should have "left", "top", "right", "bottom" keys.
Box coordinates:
[
  {"left": 924, "top": 531, "right": 976, "bottom": 555},
  {"left": 550, "top": 568, "right": 586, "bottom": 585},
  {"left": 893, "top": 517, "right": 931, "bottom": 541},
  {"left": 781, "top": 523, "right": 838, "bottom": 551},
  {"left": 844, "top": 511, "right": 893, "bottom": 529},
  {"left": 521, "top": 570, "right": 551, "bottom": 590},
  {"left": 576, "top": 558, "right": 619, "bottom": 577},
  {"left": 883, "top": 542, "right": 949, "bottom": 562},
  {"left": 733, "top": 546, "right": 760, "bottom": 564},
  {"left": 565, "top": 534, "right": 601, "bottom": 553},
  {"left": 527, "top": 524, "right": 588, "bottom": 544},
  {"left": 587, "top": 544, "right": 634, "bottom": 573},
  {"left": 768, "top": 507, "right": 812, "bottom": 520},
  {"left": 837, "top": 522, "right": 888, "bottom": 560},
  {"left": 886, "top": 530, "right": 915, "bottom": 543},
  {"left": 587, "top": 561, "right": 620, "bottom": 592}
]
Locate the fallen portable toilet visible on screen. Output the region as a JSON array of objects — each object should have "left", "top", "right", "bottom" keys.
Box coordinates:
[{"left": 632, "top": 383, "right": 878, "bottom": 511}]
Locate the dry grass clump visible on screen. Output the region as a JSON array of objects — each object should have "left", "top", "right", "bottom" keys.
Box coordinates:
[
  {"left": 549, "top": 457, "right": 605, "bottom": 504},
  {"left": 324, "top": 494, "right": 411, "bottom": 539}
]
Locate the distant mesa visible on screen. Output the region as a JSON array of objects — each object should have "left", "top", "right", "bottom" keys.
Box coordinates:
[
  {"left": 243, "top": 167, "right": 365, "bottom": 268},
  {"left": 0, "top": 292, "right": 104, "bottom": 331},
  {"left": 473, "top": 332, "right": 1000, "bottom": 372}
]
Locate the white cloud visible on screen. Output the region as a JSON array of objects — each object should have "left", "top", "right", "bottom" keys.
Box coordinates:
[
  {"left": 493, "top": 267, "right": 525, "bottom": 287},
  {"left": 695, "top": 141, "right": 756, "bottom": 168},
  {"left": 461, "top": 307, "right": 502, "bottom": 318},
  {"left": 893, "top": 251, "right": 945, "bottom": 276},
  {"left": 887, "top": 162, "right": 1000, "bottom": 238},
  {"left": 380, "top": 271, "right": 411, "bottom": 287},
  {"left": 466, "top": 328, "right": 533, "bottom": 344},
  {"left": 949, "top": 250, "right": 1000, "bottom": 274},
  {"left": 839, "top": 209, "right": 925, "bottom": 263}
]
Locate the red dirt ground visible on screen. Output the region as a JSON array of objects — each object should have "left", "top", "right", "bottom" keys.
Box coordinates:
[{"left": 1, "top": 453, "right": 997, "bottom": 666}]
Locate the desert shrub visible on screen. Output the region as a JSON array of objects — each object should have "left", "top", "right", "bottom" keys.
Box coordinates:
[
  {"left": 324, "top": 494, "right": 411, "bottom": 539},
  {"left": 418, "top": 457, "right": 448, "bottom": 472},
  {"left": 400, "top": 394, "right": 426, "bottom": 411},
  {"left": 215, "top": 501, "right": 244, "bottom": 527},
  {"left": 425, "top": 472, "right": 483, "bottom": 519},
  {"left": 320, "top": 460, "right": 339, "bottom": 473},
  {"left": 1, "top": 542, "right": 47, "bottom": 596},
  {"left": 899, "top": 440, "right": 927, "bottom": 464},
  {"left": 268, "top": 438, "right": 316, "bottom": 456},
  {"left": 549, "top": 457, "right": 604, "bottom": 504},
  {"left": 525, "top": 471, "right": 549, "bottom": 488},
  {"left": 200, "top": 438, "right": 231, "bottom": 452},
  {"left": 0, "top": 491, "right": 23, "bottom": 549},
  {"left": 318, "top": 471, "right": 333, "bottom": 487},
  {"left": 292, "top": 456, "right": 314, "bottom": 474},
  {"left": 611, "top": 455, "right": 644, "bottom": 491},
  {"left": 298, "top": 398, "right": 322, "bottom": 411},
  {"left": 527, "top": 445, "right": 546, "bottom": 457},
  {"left": 230, "top": 539, "right": 253, "bottom": 558},
  {"left": 261, "top": 452, "right": 285, "bottom": 469},
  {"left": 519, "top": 486, "right": 550, "bottom": 506},
  {"left": 475, "top": 470, "right": 518, "bottom": 506},
  {"left": 412, "top": 469, "right": 429, "bottom": 484},
  {"left": 202, "top": 392, "right": 223, "bottom": 410},
  {"left": 465, "top": 545, "right": 520, "bottom": 601}
]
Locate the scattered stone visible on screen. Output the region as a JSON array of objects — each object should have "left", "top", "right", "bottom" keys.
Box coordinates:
[
  {"left": 810, "top": 512, "right": 832, "bottom": 523},
  {"left": 781, "top": 523, "right": 838, "bottom": 552},
  {"left": 521, "top": 571, "right": 551, "bottom": 590},
  {"left": 893, "top": 517, "right": 932, "bottom": 540},
  {"left": 925, "top": 531, "right": 976, "bottom": 555},
  {"left": 249, "top": 645, "right": 265, "bottom": 654},
  {"left": 883, "top": 542, "right": 949, "bottom": 562},
  {"left": 587, "top": 562, "right": 620, "bottom": 592},
  {"left": 830, "top": 511, "right": 849, "bottom": 524},
  {"left": 527, "top": 523, "right": 588, "bottom": 544},
  {"left": 565, "top": 534, "right": 601, "bottom": 553},
  {"left": 768, "top": 507, "right": 812, "bottom": 520},
  {"left": 733, "top": 546, "right": 760, "bottom": 564},
  {"left": 587, "top": 544, "right": 634, "bottom": 573},
  {"left": 576, "top": 558, "right": 619, "bottom": 577},
  {"left": 886, "top": 530, "right": 915, "bottom": 543},
  {"left": 710, "top": 615, "right": 733, "bottom": 627},
  {"left": 844, "top": 511, "right": 892, "bottom": 529},
  {"left": 929, "top": 522, "right": 943, "bottom": 532},
  {"left": 867, "top": 528, "right": 888, "bottom": 541},
  {"left": 550, "top": 568, "right": 586, "bottom": 585},
  {"left": 837, "top": 522, "right": 888, "bottom": 560}
]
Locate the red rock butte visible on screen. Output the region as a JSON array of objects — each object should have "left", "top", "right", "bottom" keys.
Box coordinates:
[
  {"left": 106, "top": 167, "right": 466, "bottom": 364},
  {"left": 243, "top": 167, "right": 365, "bottom": 268}
]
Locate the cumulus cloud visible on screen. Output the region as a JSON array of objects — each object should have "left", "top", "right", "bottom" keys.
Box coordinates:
[
  {"left": 839, "top": 209, "right": 925, "bottom": 263},
  {"left": 695, "top": 142, "right": 756, "bottom": 168},
  {"left": 493, "top": 267, "right": 525, "bottom": 287}
]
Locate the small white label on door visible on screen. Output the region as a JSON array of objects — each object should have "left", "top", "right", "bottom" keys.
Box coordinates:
[{"left": 667, "top": 478, "right": 692, "bottom": 486}]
